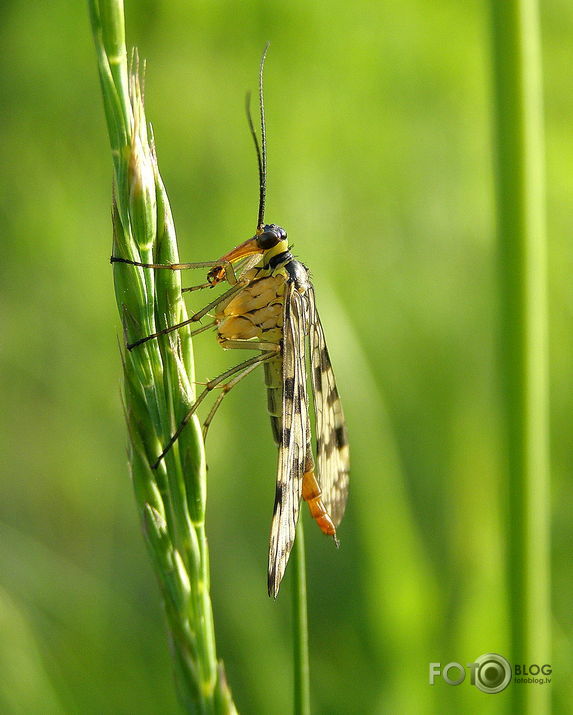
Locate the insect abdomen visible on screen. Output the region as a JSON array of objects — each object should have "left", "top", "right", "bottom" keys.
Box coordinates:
[
  {"left": 264, "top": 357, "right": 283, "bottom": 446},
  {"left": 301, "top": 461, "right": 337, "bottom": 539}
]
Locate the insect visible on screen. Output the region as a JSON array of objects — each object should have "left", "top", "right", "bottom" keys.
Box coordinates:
[{"left": 112, "top": 46, "right": 349, "bottom": 597}]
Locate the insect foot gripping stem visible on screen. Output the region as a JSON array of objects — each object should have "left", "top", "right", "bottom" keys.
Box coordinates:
[
  {"left": 301, "top": 464, "right": 339, "bottom": 546},
  {"left": 207, "top": 265, "right": 226, "bottom": 285}
]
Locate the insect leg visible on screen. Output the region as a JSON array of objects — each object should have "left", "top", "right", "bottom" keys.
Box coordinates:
[
  {"left": 127, "top": 282, "right": 246, "bottom": 350},
  {"left": 153, "top": 347, "right": 279, "bottom": 469},
  {"left": 188, "top": 320, "right": 217, "bottom": 338},
  {"left": 181, "top": 283, "right": 213, "bottom": 293},
  {"left": 111, "top": 256, "right": 239, "bottom": 285},
  {"left": 202, "top": 359, "right": 266, "bottom": 442},
  {"left": 218, "top": 339, "right": 281, "bottom": 352}
]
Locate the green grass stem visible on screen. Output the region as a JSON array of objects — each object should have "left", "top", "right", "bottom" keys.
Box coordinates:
[
  {"left": 489, "top": 2, "right": 550, "bottom": 712},
  {"left": 292, "top": 520, "right": 310, "bottom": 715},
  {"left": 89, "top": 1, "right": 236, "bottom": 711}
]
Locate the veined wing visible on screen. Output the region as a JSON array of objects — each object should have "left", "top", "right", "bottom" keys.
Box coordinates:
[
  {"left": 308, "top": 285, "right": 349, "bottom": 526},
  {"left": 268, "top": 281, "right": 309, "bottom": 598},
  {"left": 234, "top": 253, "right": 264, "bottom": 280}
]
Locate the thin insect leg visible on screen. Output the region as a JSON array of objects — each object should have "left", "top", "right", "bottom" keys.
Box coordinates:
[
  {"left": 188, "top": 321, "right": 216, "bottom": 338},
  {"left": 182, "top": 282, "right": 212, "bottom": 293},
  {"left": 111, "top": 256, "right": 238, "bottom": 285},
  {"left": 152, "top": 348, "right": 278, "bottom": 469},
  {"left": 127, "top": 282, "right": 246, "bottom": 350},
  {"left": 202, "top": 360, "right": 265, "bottom": 442},
  {"left": 218, "top": 339, "right": 281, "bottom": 352}
]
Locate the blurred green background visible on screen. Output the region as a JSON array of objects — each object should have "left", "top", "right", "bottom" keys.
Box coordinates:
[{"left": 0, "top": 0, "right": 570, "bottom": 712}]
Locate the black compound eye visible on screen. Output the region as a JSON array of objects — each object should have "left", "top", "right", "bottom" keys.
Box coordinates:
[
  {"left": 257, "top": 229, "right": 280, "bottom": 250},
  {"left": 257, "top": 224, "right": 287, "bottom": 250}
]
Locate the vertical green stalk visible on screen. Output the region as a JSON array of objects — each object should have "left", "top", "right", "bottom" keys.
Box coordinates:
[
  {"left": 489, "top": 2, "right": 550, "bottom": 713},
  {"left": 292, "top": 521, "right": 310, "bottom": 715},
  {"left": 89, "top": 1, "right": 236, "bottom": 712}
]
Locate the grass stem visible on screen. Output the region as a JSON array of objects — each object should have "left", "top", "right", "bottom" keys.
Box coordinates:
[
  {"left": 489, "top": 1, "right": 550, "bottom": 712},
  {"left": 89, "top": 1, "right": 236, "bottom": 711},
  {"left": 292, "top": 520, "right": 310, "bottom": 715}
]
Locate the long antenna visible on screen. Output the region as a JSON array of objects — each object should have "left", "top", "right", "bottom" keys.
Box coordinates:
[{"left": 246, "top": 42, "right": 270, "bottom": 233}]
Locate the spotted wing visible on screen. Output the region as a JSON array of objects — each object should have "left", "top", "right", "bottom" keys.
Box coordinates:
[
  {"left": 268, "top": 281, "right": 309, "bottom": 598},
  {"left": 308, "top": 285, "right": 349, "bottom": 527}
]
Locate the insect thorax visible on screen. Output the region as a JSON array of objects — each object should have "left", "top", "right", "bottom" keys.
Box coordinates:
[{"left": 215, "top": 232, "right": 309, "bottom": 346}]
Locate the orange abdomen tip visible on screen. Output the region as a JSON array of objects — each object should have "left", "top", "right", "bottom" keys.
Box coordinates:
[{"left": 302, "top": 468, "right": 338, "bottom": 541}]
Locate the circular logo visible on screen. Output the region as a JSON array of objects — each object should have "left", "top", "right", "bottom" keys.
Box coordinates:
[{"left": 474, "top": 653, "right": 512, "bottom": 694}]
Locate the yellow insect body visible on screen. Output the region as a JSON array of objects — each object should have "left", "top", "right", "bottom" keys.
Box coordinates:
[{"left": 216, "top": 270, "right": 285, "bottom": 344}]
